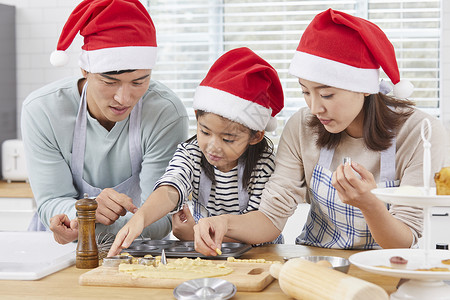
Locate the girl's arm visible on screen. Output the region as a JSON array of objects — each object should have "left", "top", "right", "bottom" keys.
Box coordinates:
[{"left": 107, "top": 185, "right": 179, "bottom": 256}]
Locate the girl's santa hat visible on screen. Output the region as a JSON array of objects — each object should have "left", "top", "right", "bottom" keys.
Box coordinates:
[
  {"left": 50, "top": 0, "right": 157, "bottom": 73},
  {"left": 289, "top": 8, "right": 413, "bottom": 99},
  {"left": 193, "top": 47, "right": 284, "bottom": 132}
]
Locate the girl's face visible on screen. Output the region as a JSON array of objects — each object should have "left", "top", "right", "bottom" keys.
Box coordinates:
[
  {"left": 196, "top": 112, "right": 263, "bottom": 172},
  {"left": 299, "top": 79, "right": 368, "bottom": 138},
  {"left": 83, "top": 69, "right": 151, "bottom": 131}
]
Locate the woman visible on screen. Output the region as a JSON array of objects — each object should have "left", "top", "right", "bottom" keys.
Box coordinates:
[{"left": 193, "top": 8, "right": 447, "bottom": 255}]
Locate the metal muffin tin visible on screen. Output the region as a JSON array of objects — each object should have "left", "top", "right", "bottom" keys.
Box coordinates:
[{"left": 122, "top": 240, "right": 252, "bottom": 259}]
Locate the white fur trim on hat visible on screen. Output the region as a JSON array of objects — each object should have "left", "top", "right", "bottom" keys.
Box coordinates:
[
  {"left": 79, "top": 46, "right": 157, "bottom": 73},
  {"left": 289, "top": 51, "right": 380, "bottom": 94},
  {"left": 194, "top": 86, "right": 272, "bottom": 132},
  {"left": 50, "top": 50, "right": 70, "bottom": 67}
]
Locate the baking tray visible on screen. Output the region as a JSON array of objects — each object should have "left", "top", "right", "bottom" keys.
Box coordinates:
[{"left": 122, "top": 240, "right": 252, "bottom": 259}]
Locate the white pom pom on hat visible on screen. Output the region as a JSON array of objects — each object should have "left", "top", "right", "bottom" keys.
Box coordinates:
[
  {"left": 50, "top": 50, "right": 69, "bottom": 67},
  {"left": 393, "top": 79, "right": 414, "bottom": 99},
  {"left": 265, "top": 117, "right": 278, "bottom": 132}
]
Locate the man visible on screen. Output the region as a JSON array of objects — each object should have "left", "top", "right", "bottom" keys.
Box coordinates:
[{"left": 21, "top": 0, "right": 188, "bottom": 244}]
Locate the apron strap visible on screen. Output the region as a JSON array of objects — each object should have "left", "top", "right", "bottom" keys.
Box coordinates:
[
  {"left": 70, "top": 82, "right": 143, "bottom": 200},
  {"left": 198, "top": 160, "right": 249, "bottom": 214},
  {"left": 317, "top": 137, "right": 396, "bottom": 182}
]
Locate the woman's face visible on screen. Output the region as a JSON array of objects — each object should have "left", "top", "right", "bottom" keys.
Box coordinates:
[
  {"left": 83, "top": 69, "right": 151, "bottom": 131},
  {"left": 299, "top": 79, "right": 368, "bottom": 138},
  {"left": 196, "top": 112, "right": 262, "bottom": 172}
]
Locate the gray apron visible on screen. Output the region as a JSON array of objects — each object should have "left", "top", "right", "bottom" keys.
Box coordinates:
[
  {"left": 28, "top": 83, "right": 143, "bottom": 232},
  {"left": 297, "top": 138, "right": 398, "bottom": 249},
  {"left": 71, "top": 83, "right": 143, "bottom": 234},
  {"left": 196, "top": 160, "right": 283, "bottom": 244},
  {"left": 195, "top": 160, "right": 248, "bottom": 221}
]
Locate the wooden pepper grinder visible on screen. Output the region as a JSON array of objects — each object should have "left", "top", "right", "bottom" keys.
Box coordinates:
[{"left": 75, "top": 194, "right": 99, "bottom": 269}]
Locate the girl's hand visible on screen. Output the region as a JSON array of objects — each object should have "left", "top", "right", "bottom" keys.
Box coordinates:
[
  {"left": 172, "top": 204, "right": 196, "bottom": 240},
  {"left": 193, "top": 215, "right": 228, "bottom": 256},
  {"left": 107, "top": 214, "right": 145, "bottom": 257},
  {"left": 331, "top": 161, "right": 378, "bottom": 211}
]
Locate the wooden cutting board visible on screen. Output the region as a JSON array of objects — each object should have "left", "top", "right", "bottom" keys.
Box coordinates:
[{"left": 79, "top": 261, "right": 275, "bottom": 292}]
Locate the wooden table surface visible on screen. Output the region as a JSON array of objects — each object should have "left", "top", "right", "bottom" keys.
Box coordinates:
[
  {"left": 0, "top": 180, "right": 33, "bottom": 198},
  {"left": 0, "top": 244, "right": 400, "bottom": 299}
]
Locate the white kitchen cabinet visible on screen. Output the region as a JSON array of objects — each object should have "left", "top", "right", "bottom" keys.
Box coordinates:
[
  {"left": 0, "top": 197, "right": 35, "bottom": 231},
  {"left": 0, "top": 181, "right": 35, "bottom": 231}
]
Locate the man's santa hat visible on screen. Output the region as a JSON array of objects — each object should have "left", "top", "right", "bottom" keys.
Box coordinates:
[
  {"left": 193, "top": 47, "right": 284, "bottom": 132},
  {"left": 50, "top": 0, "right": 157, "bottom": 73},
  {"left": 289, "top": 8, "right": 413, "bottom": 99}
]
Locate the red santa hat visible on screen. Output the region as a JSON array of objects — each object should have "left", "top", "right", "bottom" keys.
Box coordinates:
[
  {"left": 289, "top": 8, "right": 413, "bottom": 99},
  {"left": 50, "top": 0, "right": 157, "bottom": 73},
  {"left": 193, "top": 47, "right": 284, "bottom": 132}
]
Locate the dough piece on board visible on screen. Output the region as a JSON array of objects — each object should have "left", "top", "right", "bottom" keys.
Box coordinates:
[{"left": 118, "top": 257, "right": 233, "bottom": 280}]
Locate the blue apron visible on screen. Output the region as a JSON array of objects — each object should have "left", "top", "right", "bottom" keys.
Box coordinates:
[{"left": 296, "top": 139, "right": 399, "bottom": 249}]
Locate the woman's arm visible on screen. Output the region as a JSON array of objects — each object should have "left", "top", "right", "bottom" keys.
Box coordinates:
[{"left": 193, "top": 211, "right": 281, "bottom": 256}]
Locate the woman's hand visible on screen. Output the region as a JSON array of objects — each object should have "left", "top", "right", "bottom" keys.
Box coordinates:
[
  {"left": 107, "top": 213, "right": 145, "bottom": 257},
  {"left": 50, "top": 214, "right": 78, "bottom": 244},
  {"left": 332, "top": 161, "right": 378, "bottom": 211},
  {"left": 193, "top": 215, "right": 228, "bottom": 256},
  {"left": 172, "top": 204, "right": 196, "bottom": 240}
]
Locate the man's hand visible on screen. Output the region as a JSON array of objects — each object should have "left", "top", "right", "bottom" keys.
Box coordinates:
[
  {"left": 172, "top": 204, "right": 196, "bottom": 240},
  {"left": 49, "top": 214, "right": 79, "bottom": 244},
  {"left": 95, "top": 188, "right": 138, "bottom": 225}
]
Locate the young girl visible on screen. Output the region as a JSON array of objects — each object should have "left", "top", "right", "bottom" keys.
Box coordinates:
[
  {"left": 108, "top": 47, "right": 284, "bottom": 256},
  {"left": 193, "top": 9, "right": 447, "bottom": 256}
]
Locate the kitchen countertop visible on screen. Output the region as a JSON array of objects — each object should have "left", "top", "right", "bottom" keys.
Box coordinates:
[
  {"left": 0, "top": 244, "right": 399, "bottom": 299},
  {"left": 0, "top": 180, "right": 33, "bottom": 198}
]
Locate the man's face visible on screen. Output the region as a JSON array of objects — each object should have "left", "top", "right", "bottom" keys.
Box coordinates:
[{"left": 84, "top": 69, "right": 151, "bottom": 130}]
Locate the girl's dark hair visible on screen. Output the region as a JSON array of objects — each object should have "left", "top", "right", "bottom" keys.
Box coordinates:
[
  {"left": 188, "top": 110, "right": 274, "bottom": 188},
  {"left": 307, "top": 93, "right": 415, "bottom": 151}
]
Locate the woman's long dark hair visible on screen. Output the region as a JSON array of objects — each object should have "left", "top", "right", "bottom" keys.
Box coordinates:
[
  {"left": 188, "top": 110, "right": 273, "bottom": 188},
  {"left": 307, "top": 93, "right": 415, "bottom": 151}
]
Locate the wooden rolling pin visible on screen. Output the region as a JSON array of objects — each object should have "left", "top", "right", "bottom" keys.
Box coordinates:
[{"left": 270, "top": 258, "right": 388, "bottom": 300}]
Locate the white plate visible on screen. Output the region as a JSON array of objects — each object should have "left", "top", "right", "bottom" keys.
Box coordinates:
[
  {"left": 371, "top": 187, "right": 450, "bottom": 207},
  {"left": 0, "top": 231, "right": 76, "bottom": 280},
  {"left": 349, "top": 249, "right": 450, "bottom": 280}
]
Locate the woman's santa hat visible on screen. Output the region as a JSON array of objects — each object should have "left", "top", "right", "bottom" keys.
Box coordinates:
[
  {"left": 289, "top": 8, "right": 413, "bottom": 99},
  {"left": 50, "top": 0, "right": 157, "bottom": 73},
  {"left": 193, "top": 47, "right": 284, "bottom": 132}
]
